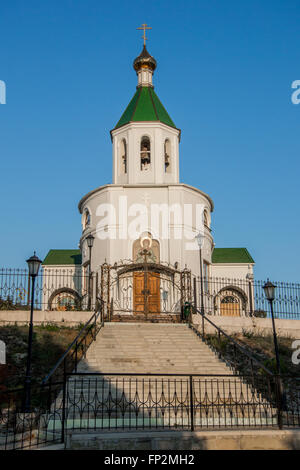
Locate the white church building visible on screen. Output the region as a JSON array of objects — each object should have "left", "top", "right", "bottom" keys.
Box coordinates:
[{"left": 42, "top": 39, "right": 255, "bottom": 318}]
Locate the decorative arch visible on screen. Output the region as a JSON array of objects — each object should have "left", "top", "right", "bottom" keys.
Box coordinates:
[
  {"left": 203, "top": 209, "right": 209, "bottom": 227},
  {"left": 48, "top": 287, "right": 81, "bottom": 311},
  {"left": 131, "top": 233, "right": 161, "bottom": 314},
  {"left": 140, "top": 136, "right": 151, "bottom": 171},
  {"left": 82, "top": 209, "right": 91, "bottom": 230},
  {"left": 214, "top": 285, "right": 248, "bottom": 317}
]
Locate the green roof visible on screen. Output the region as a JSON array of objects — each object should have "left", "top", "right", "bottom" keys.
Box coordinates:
[
  {"left": 114, "top": 87, "right": 176, "bottom": 129},
  {"left": 212, "top": 248, "right": 254, "bottom": 264},
  {"left": 43, "top": 250, "right": 82, "bottom": 266}
]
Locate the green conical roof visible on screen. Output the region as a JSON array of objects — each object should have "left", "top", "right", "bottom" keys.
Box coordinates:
[{"left": 114, "top": 87, "right": 176, "bottom": 130}]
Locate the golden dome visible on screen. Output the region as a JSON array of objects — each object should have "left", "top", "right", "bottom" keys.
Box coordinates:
[{"left": 133, "top": 45, "right": 157, "bottom": 72}]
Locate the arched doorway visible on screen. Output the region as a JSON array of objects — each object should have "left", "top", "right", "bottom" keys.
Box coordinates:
[
  {"left": 132, "top": 233, "right": 160, "bottom": 314},
  {"left": 214, "top": 286, "right": 248, "bottom": 317},
  {"left": 48, "top": 288, "right": 81, "bottom": 311},
  {"left": 100, "top": 240, "right": 190, "bottom": 318}
]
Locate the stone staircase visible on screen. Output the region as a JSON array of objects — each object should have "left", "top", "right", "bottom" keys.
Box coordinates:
[
  {"left": 77, "top": 323, "right": 233, "bottom": 375},
  {"left": 56, "top": 323, "right": 276, "bottom": 431}
]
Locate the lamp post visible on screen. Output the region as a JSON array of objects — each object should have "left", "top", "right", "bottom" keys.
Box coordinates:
[
  {"left": 262, "top": 280, "right": 281, "bottom": 374},
  {"left": 24, "top": 252, "right": 42, "bottom": 412},
  {"left": 246, "top": 273, "right": 254, "bottom": 316},
  {"left": 86, "top": 234, "right": 94, "bottom": 310},
  {"left": 195, "top": 233, "right": 205, "bottom": 317},
  {"left": 262, "top": 280, "right": 285, "bottom": 428}
]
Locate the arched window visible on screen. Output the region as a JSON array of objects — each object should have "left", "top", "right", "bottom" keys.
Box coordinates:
[
  {"left": 83, "top": 210, "right": 90, "bottom": 229},
  {"left": 203, "top": 210, "right": 209, "bottom": 227},
  {"left": 140, "top": 136, "right": 151, "bottom": 171},
  {"left": 120, "top": 139, "right": 127, "bottom": 174},
  {"left": 164, "top": 139, "right": 171, "bottom": 173}
]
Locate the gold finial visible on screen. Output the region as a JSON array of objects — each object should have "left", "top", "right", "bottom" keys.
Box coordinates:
[{"left": 137, "top": 23, "right": 152, "bottom": 46}]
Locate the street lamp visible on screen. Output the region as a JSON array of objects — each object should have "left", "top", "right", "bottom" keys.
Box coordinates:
[
  {"left": 86, "top": 234, "right": 94, "bottom": 310},
  {"left": 195, "top": 232, "right": 205, "bottom": 317},
  {"left": 246, "top": 273, "right": 254, "bottom": 316},
  {"left": 262, "top": 280, "right": 281, "bottom": 374},
  {"left": 24, "top": 252, "right": 42, "bottom": 411},
  {"left": 262, "top": 279, "right": 285, "bottom": 428}
]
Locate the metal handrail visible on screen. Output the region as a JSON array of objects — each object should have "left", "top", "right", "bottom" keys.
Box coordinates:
[
  {"left": 42, "top": 298, "right": 104, "bottom": 384},
  {"left": 191, "top": 306, "right": 274, "bottom": 376}
]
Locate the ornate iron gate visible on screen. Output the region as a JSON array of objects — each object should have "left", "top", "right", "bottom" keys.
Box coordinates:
[{"left": 99, "top": 254, "right": 191, "bottom": 318}]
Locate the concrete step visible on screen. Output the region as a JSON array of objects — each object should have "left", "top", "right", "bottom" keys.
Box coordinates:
[{"left": 63, "top": 322, "right": 274, "bottom": 429}]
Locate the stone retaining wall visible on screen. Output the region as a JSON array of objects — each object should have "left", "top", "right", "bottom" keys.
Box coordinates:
[
  {"left": 0, "top": 311, "right": 299, "bottom": 338},
  {"left": 192, "top": 314, "right": 300, "bottom": 338},
  {"left": 0, "top": 310, "right": 92, "bottom": 326},
  {"left": 66, "top": 429, "right": 300, "bottom": 450}
]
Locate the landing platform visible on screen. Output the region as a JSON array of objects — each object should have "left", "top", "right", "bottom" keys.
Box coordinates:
[{"left": 110, "top": 313, "right": 182, "bottom": 323}]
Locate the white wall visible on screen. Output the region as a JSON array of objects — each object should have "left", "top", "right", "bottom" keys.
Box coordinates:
[
  {"left": 111, "top": 122, "right": 180, "bottom": 186},
  {"left": 41, "top": 265, "right": 83, "bottom": 309},
  {"left": 78, "top": 183, "right": 214, "bottom": 277},
  {"left": 210, "top": 263, "right": 254, "bottom": 279}
]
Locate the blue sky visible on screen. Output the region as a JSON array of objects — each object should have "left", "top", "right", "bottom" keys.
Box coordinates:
[{"left": 0, "top": 0, "right": 299, "bottom": 281}]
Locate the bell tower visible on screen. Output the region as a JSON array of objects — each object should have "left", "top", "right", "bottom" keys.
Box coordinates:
[
  {"left": 111, "top": 27, "right": 181, "bottom": 186},
  {"left": 79, "top": 27, "right": 214, "bottom": 280}
]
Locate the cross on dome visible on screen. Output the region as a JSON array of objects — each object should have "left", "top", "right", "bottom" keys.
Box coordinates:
[{"left": 136, "top": 23, "right": 152, "bottom": 46}]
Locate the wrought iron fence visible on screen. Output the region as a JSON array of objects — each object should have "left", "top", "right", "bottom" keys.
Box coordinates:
[
  {"left": 0, "top": 302, "right": 104, "bottom": 450},
  {"left": 0, "top": 268, "right": 91, "bottom": 311},
  {"left": 1, "top": 268, "right": 300, "bottom": 319},
  {"left": 195, "top": 276, "right": 300, "bottom": 319},
  {"left": 1, "top": 372, "right": 299, "bottom": 449},
  {"left": 100, "top": 260, "right": 191, "bottom": 318},
  {"left": 0, "top": 380, "right": 64, "bottom": 450},
  {"left": 64, "top": 373, "right": 282, "bottom": 432}
]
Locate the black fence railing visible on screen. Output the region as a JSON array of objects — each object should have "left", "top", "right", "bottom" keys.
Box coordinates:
[
  {"left": 64, "top": 373, "right": 281, "bottom": 431},
  {"left": 195, "top": 276, "right": 300, "bottom": 319},
  {"left": 189, "top": 309, "right": 273, "bottom": 375},
  {"left": 1, "top": 372, "right": 299, "bottom": 449},
  {"left": 0, "top": 268, "right": 91, "bottom": 311},
  {"left": 42, "top": 300, "right": 104, "bottom": 386},
  {"left": 1, "top": 268, "right": 300, "bottom": 319},
  {"left": 0, "top": 380, "right": 64, "bottom": 450},
  {"left": 188, "top": 306, "right": 290, "bottom": 423},
  {"left": 0, "top": 301, "right": 105, "bottom": 450}
]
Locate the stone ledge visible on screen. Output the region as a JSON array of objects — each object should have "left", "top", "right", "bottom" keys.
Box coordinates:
[
  {"left": 192, "top": 315, "right": 300, "bottom": 338},
  {"left": 0, "top": 310, "right": 93, "bottom": 326},
  {"left": 66, "top": 428, "right": 300, "bottom": 450}
]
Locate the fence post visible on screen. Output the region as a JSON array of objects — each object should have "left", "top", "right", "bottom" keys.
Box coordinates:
[
  {"left": 61, "top": 359, "right": 67, "bottom": 444},
  {"left": 74, "top": 342, "right": 78, "bottom": 372},
  {"left": 27, "top": 273, "right": 31, "bottom": 307},
  {"left": 189, "top": 375, "right": 194, "bottom": 431},
  {"left": 110, "top": 297, "right": 114, "bottom": 322},
  {"left": 276, "top": 375, "right": 283, "bottom": 430},
  {"left": 94, "top": 312, "right": 97, "bottom": 339},
  {"left": 95, "top": 272, "right": 99, "bottom": 307},
  {"left": 248, "top": 279, "right": 254, "bottom": 317},
  {"left": 101, "top": 302, "right": 104, "bottom": 327},
  {"left": 193, "top": 277, "right": 197, "bottom": 311}
]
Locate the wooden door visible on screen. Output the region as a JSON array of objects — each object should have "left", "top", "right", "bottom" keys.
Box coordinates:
[
  {"left": 220, "top": 298, "right": 240, "bottom": 316},
  {"left": 133, "top": 271, "right": 160, "bottom": 314}
]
